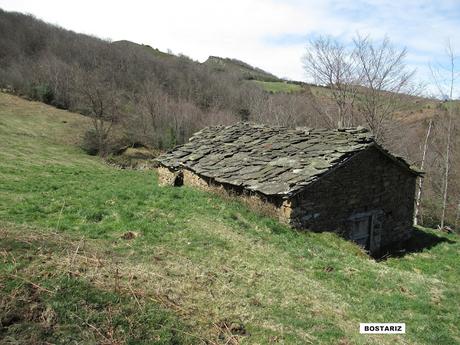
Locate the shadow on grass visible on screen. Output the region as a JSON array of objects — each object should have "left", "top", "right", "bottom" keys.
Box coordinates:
[{"left": 376, "top": 227, "right": 456, "bottom": 261}]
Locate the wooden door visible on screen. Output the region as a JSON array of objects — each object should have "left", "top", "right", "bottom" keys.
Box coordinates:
[
  {"left": 369, "top": 213, "right": 383, "bottom": 254},
  {"left": 349, "top": 211, "right": 383, "bottom": 254},
  {"left": 350, "top": 215, "right": 372, "bottom": 250}
]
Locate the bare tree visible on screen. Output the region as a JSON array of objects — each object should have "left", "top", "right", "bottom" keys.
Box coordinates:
[
  {"left": 303, "top": 35, "right": 416, "bottom": 138},
  {"left": 353, "top": 35, "right": 416, "bottom": 141},
  {"left": 76, "top": 67, "right": 121, "bottom": 156},
  {"left": 303, "top": 36, "right": 359, "bottom": 128},
  {"left": 414, "top": 119, "right": 433, "bottom": 225},
  {"left": 430, "top": 40, "right": 458, "bottom": 229},
  {"left": 441, "top": 114, "right": 453, "bottom": 229},
  {"left": 129, "top": 79, "right": 167, "bottom": 145}
]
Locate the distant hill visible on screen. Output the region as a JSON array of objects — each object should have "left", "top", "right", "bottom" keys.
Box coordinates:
[
  {"left": 112, "top": 40, "right": 174, "bottom": 58},
  {"left": 112, "top": 40, "right": 293, "bottom": 87},
  {"left": 203, "top": 56, "right": 315, "bottom": 93},
  {"left": 204, "top": 56, "right": 280, "bottom": 82}
]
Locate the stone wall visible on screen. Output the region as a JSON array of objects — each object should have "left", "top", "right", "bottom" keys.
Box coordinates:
[
  {"left": 288, "top": 146, "right": 416, "bottom": 251},
  {"left": 180, "top": 168, "right": 288, "bottom": 222},
  {"left": 183, "top": 169, "right": 213, "bottom": 191},
  {"left": 157, "top": 166, "right": 179, "bottom": 186}
]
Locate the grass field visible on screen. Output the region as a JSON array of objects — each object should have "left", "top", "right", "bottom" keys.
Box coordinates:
[
  {"left": 0, "top": 93, "right": 459, "bottom": 344},
  {"left": 251, "top": 80, "right": 304, "bottom": 93}
]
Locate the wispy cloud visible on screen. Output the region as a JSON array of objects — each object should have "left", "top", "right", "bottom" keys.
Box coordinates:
[{"left": 1, "top": 0, "right": 459, "bottom": 92}]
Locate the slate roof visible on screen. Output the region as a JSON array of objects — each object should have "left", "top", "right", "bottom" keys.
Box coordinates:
[{"left": 157, "top": 122, "right": 417, "bottom": 197}]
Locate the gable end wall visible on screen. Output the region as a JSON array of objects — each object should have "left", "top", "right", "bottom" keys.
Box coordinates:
[{"left": 288, "top": 146, "right": 416, "bottom": 248}]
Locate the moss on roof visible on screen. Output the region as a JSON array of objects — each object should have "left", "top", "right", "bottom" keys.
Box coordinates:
[{"left": 157, "top": 122, "right": 416, "bottom": 197}]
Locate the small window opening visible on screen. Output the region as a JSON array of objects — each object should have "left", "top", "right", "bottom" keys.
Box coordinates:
[{"left": 174, "top": 171, "right": 183, "bottom": 186}]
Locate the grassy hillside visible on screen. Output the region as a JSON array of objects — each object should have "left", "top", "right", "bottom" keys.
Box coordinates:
[
  {"left": 251, "top": 80, "right": 304, "bottom": 93},
  {"left": 0, "top": 93, "right": 459, "bottom": 344},
  {"left": 204, "top": 56, "right": 306, "bottom": 93}
]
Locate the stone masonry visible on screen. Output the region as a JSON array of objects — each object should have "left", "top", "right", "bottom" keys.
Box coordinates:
[{"left": 288, "top": 146, "right": 416, "bottom": 249}]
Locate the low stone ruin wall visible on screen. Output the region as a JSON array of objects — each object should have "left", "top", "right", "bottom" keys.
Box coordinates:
[
  {"left": 157, "top": 166, "right": 179, "bottom": 186},
  {"left": 183, "top": 169, "right": 213, "bottom": 191},
  {"left": 157, "top": 166, "right": 291, "bottom": 223}
]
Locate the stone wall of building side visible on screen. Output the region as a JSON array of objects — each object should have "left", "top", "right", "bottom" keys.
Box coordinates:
[
  {"left": 182, "top": 169, "right": 213, "bottom": 190},
  {"left": 179, "top": 168, "right": 290, "bottom": 223},
  {"left": 157, "top": 166, "right": 177, "bottom": 186}
]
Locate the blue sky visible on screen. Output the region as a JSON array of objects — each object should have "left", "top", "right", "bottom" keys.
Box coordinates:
[{"left": 1, "top": 0, "right": 459, "bottom": 95}]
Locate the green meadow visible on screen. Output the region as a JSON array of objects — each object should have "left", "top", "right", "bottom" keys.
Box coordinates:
[{"left": 0, "top": 93, "right": 459, "bottom": 344}]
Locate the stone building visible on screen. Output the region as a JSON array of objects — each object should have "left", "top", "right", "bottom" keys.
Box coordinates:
[{"left": 156, "top": 122, "right": 420, "bottom": 255}]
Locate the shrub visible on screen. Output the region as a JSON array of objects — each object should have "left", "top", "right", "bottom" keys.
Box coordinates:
[
  {"left": 81, "top": 129, "right": 100, "bottom": 155},
  {"left": 30, "top": 83, "right": 54, "bottom": 104}
]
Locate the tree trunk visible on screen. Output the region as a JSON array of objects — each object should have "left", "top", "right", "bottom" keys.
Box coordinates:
[
  {"left": 440, "top": 114, "right": 452, "bottom": 229},
  {"left": 414, "top": 119, "right": 433, "bottom": 226},
  {"left": 455, "top": 201, "right": 460, "bottom": 230}
]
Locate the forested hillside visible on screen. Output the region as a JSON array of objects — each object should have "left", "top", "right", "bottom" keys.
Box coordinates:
[
  {"left": 0, "top": 8, "right": 458, "bottom": 227},
  {"left": 0, "top": 9, "right": 319, "bottom": 152}
]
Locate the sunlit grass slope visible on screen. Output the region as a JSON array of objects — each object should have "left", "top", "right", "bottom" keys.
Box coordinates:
[
  {"left": 0, "top": 93, "right": 459, "bottom": 344},
  {"left": 251, "top": 80, "right": 304, "bottom": 93}
]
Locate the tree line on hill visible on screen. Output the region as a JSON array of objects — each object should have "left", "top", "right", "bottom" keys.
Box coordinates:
[{"left": 0, "top": 8, "right": 458, "bottom": 229}]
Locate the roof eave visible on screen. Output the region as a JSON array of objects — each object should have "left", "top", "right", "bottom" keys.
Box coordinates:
[{"left": 370, "top": 143, "right": 423, "bottom": 177}]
